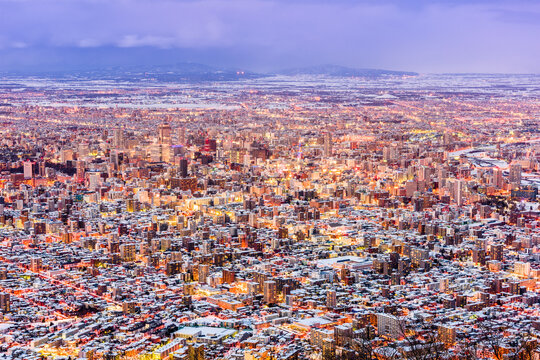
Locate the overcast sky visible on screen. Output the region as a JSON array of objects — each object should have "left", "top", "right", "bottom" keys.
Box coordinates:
[{"left": 0, "top": 0, "right": 539, "bottom": 73}]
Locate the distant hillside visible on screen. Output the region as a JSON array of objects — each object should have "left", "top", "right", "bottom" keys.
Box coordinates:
[
  {"left": 2, "top": 62, "right": 263, "bottom": 82},
  {"left": 2, "top": 62, "right": 418, "bottom": 81},
  {"left": 127, "top": 63, "right": 262, "bottom": 82},
  {"left": 279, "top": 64, "right": 417, "bottom": 77}
]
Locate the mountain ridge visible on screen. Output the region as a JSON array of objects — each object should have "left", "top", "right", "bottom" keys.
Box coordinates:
[{"left": 0, "top": 62, "right": 418, "bottom": 81}]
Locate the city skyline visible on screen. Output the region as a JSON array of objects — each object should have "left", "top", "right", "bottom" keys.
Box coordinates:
[
  {"left": 0, "top": 72, "right": 538, "bottom": 359},
  {"left": 0, "top": 1, "right": 540, "bottom": 360}
]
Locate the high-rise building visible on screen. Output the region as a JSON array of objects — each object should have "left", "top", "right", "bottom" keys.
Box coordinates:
[
  {"left": 38, "top": 161, "right": 46, "bottom": 177},
  {"left": 493, "top": 167, "right": 504, "bottom": 189},
  {"left": 171, "top": 177, "right": 197, "bottom": 192},
  {"left": 438, "top": 325, "right": 456, "bottom": 345},
  {"left": 31, "top": 257, "right": 42, "bottom": 272},
  {"left": 223, "top": 269, "right": 236, "bottom": 284},
  {"left": 418, "top": 166, "right": 430, "bottom": 182},
  {"left": 122, "top": 301, "right": 137, "bottom": 314},
  {"left": 158, "top": 123, "right": 172, "bottom": 145},
  {"left": 439, "top": 278, "right": 450, "bottom": 293},
  {"left": 509, "top": 164, "right": 522, "bottom": 185},
  {"left": 61, "top": 149, "right": 74, "bottom": 163},
  {"left": 326, "top": 289, "right": 337, "bottom": 308},
  {"left": 166, "top": 261, "right": 182, "bottom": 276},
  {"left": 120, "top": 243, "right": 136, "bottom": 262},
  {"left": 76, "top": 160, "right": 86, "bottom": 182},
  {"left": 158, "top": 123, "right": 173, "bottom": 162},
  {"left": 323, "top": 132, "right": 333, "bottom": 157},
  {"left": 23, "top": 161, "right": 35, "bottom": 179},
  {"left": 514, "top": 261, "right": 531, "bottom": 278},
  {"left": 455, "top": 180, "right": 464, "bottom": 206},
  {"left": 179, "top": 158, "right": 189, "bottom": 178},
  {"left": 0, "top": 292, "right": 10, "bottom": 312},
  {"left": 113, "top": 128, "right": 124, "bottom": 149},
  {"left": 199, "top": 264, "right": 210, "bottom": 284},
  {"left": 491, "top": 243, "right": 504, "bottom": 261},
  {"left": 334, "top": 324, "right": 353, "bottom": 347},
  {"left": 88, "top": 172, "right": 102, "bottom": 190},
  {"left": 263, "top": 280, "right": 277, "bottom": 304},
  {"left": 472, "top": 248, "right": 486, "bottom": 265},
  {"left": 377, "top": 313, "right": 402, "bottom": 339},
  {"left": 178, "top": 127, "right": 186, "bottom": 145}
]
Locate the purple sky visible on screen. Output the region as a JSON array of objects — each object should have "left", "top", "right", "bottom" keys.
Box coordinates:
[{"left": 0, "top": 0, "right": 539, "bottom": 73}]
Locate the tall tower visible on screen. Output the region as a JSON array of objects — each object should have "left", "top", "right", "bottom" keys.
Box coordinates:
[
  {"left": 39, "top": 161, "right": 46, "bottom": 177},
  {"left": 493, "top": 167, "right": 503, "bottom": 189},
  {"left": 326, "top": 289, "right": 337, "bottom": 308},
  {"left": 179, "top": 158, "right": 189, "bottom": 178},
  {"left": 455, "top": 179, "right": 464, "bottom": 206},
  {"left": 323, "top": 132, "right": 333, "bottom": 157},
  {"left": 0, "top": 292, "right": 10, "bottom": 312},
  {"left": 76, "top": 160, "right": 86, "bottom": 183},
  {"left": 199, "top": 264, "right": 210, "bottom": 284},
  {"left": 178, "top": 127, "right": 186, "bottom": 145},
  {"left": 158, "top": 123, "right": 172, "bottom": 162},
  {"left": 113, "top": 128, "right": 124, "bottom": 149},
  {"left": 509, "top": 164, "right": 522, "bottom": 185},
  {"left": 263, "top": 280, "right": 277, "bottom": 304},
  {"left": 158, "top": 123, "right": 172, "bottom": 145},
  {"left": 23, "top": 161, "right": 35, "bottom": 179}
]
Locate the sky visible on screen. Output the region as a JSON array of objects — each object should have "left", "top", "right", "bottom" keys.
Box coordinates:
[{"left": 0, "top": 0, "right": 539, "bottom": 74}]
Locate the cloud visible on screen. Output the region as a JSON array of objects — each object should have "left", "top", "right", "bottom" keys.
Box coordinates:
[
  {"left": 117, "top": 35, "right": 176, "bottom": 48},
  {"left": 0, "top": 0, "right": 539, "bottom": 72}
]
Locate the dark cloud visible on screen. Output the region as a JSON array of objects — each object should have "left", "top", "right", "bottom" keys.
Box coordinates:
[{"left": 0, "top": 0, "right": 539, "bottom": 73}]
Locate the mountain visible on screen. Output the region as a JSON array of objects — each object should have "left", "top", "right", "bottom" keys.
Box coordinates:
[
  {"left": 278, "top": 64, "right": 417, "bottom": 77},
  {"left": 1, "top": 62, "right": 263, "bottom": 82},
  {"left": 118, "top": 62, "right": 263, "bottom": 82},
  {"left": 1, "top": 61, "right": 417, "bottom": 81}
]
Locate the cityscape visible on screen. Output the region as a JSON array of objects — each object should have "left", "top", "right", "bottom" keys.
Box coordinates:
[
  {"left": 0, "top": 71, "right": 538, "bottom": 360},
  {"left": 0, "top": 1, "right": 540, "bottom": 360}
]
